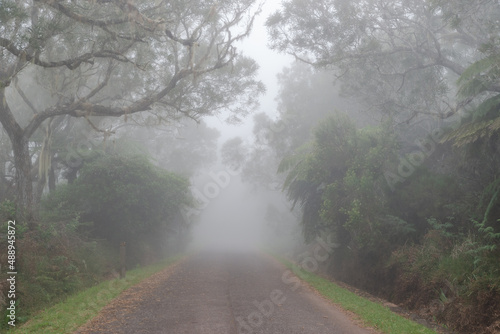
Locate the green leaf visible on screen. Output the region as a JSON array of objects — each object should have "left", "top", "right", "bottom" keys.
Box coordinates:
[{"left": 457, "top": 54, "right": 500, "bottom": 98}]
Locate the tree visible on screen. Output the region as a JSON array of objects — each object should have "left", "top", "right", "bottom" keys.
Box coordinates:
[
  {"left": 279, "top": 114, "right": 402, "bottom": 246},
  {"left": 155, "top": 120, "right": 220, "bottom": 176},
  {"left": 442, "top": 45, "right": 500, "bottom": 148},
  {"left": 42, "top": 153, "right": 192, "bottom": 260},
  {"left": 272, "top": 62, "right": 364, "bottom": 154},
  {"left": 0, "top": 0, "right": 264, "bottom": 222},
  {"left": 221, "top": 137, "right": 248, "bottom": 170},
  {"left": 106, "top": 118, "right": 221, "bottom": 177},
  {"left": 266, "top": 0, "right": 500, "bottom": 122},
  {"left": 233, "top": 63, "right": 361, "bottom": 190}
]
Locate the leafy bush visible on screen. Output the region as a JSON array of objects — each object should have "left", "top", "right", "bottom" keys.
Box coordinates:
[
  {"left": 0, "top": 199, "right": 16, "bottom": 221},
  {"left": 0, "top": 218, "right": 117, "bottom": 329},
  {"left": 42, "top": 153, "right": 192, "bottom": 264}
]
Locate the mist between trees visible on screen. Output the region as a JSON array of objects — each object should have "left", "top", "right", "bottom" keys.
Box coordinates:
[
  {"left": 0, "top": 0, "right": 266, "bottom": 327},
  {"left": 221, "top": 1, "right": 500, "bottom": 331},
  {"left": 1, "top": 0, "right": 500, "bottom": 333}
]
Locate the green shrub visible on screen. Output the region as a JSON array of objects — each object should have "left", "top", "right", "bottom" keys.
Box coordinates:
[{"left": 41, "top": 154, "right": 193, "bottom": 264}]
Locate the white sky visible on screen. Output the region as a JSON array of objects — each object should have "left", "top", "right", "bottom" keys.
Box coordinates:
[{"left": 205, "top": 0, "right": 293, "bottom": 144}]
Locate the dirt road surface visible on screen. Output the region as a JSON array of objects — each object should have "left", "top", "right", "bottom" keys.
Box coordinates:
[{"left": 76, "top": 252, "right": 378, "bottom": 334}]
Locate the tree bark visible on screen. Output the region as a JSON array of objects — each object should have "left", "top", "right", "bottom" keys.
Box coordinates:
[
  {"left": 0, "top": 88, "right": 35, "bottom": 226},
  {"left": 48, "top": 163, "right": 56, "bottom": 193},
  {"left": 12, "top": 135, "right": 34, "bottom": 223}
]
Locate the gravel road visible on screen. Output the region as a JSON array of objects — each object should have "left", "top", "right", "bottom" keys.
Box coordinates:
[{"left": 76, "top": 251, "right": 378, "bottom": 334}]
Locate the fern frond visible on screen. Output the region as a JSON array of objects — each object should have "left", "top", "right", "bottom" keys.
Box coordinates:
[
  {"left": 441, "top": 92, "right": 500, "bottom": 147},
  {"left": 440, "top": 117, "right": 500, "bottom": 147},
  {"left": 458, "top": 77, "right": 490, "bottom": 98},
  {"left": 472, "top": 94, "right": 500, "bottom": 122},
  {"left": 277, "top": 153, "right": 300, "bottom": 174},
  {"left": 277, "top": 141, "right": 313, "bottom": 174},
  {"left": 457, "top": 54, "right": 500, "bottom": 96},
  {"left": 281, "top": 160, "right": 304, "bottom": 191}
]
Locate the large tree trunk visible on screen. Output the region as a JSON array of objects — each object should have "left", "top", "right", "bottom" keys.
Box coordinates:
[
  {"left": 0, "top": 88, "right": 35, "bottom": 226},
  {"left": 12, "top": 134, "right": 35, "bottom": 226}
]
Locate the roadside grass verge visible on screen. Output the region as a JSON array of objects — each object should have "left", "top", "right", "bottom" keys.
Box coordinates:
[
  {"left": 274, "top": 255, "right": 437, "bottom": 334},
  {"left": 11, "top": 255, "right": 184, "bottom": 334}
]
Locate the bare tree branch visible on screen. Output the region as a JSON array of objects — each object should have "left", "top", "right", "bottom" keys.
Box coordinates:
[
  {"left": 0, "top": 37, "right": 133, "bottom": 70},
  {"left": 37, "top": 0, "right": 165, "bottom": 32},
  {"left": 13, "top": 77, "right": 38, "bottom": 114}
]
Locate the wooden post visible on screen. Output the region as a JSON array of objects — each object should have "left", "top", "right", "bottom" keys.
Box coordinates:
[{"left": 119, "top": 241, "right": 126, "bottom": 279}]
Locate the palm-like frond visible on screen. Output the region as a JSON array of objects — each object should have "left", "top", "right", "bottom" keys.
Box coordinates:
[
  {"left": 277, "top": 141, "right": 313, "bottom": 191},
  {"left": 441, "top": 116, "right": 500, "bottom": 147},
  {"left": 457, "top": 54, "right": 500, "bottom": 98},
  {"left": 443, "top": 53, "right": 500, "bottom": 147}
]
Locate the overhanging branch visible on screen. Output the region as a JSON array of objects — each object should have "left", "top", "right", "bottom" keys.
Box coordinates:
[{"left": 0, "top": 37, "right": 133, "bottom": 69}]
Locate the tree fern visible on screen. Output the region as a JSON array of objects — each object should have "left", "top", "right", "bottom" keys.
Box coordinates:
[
  {"left": 277, "top": 142, "right": 313, "bottom": 191},
  {"left": 441, "top": 116, "right": 500, "bottom": 147},
  {"left": 471, "top": 94, "right": 500, "bottom": 122},
  {"left": 479, "top": 178, "right": 500, "bottom": 226},
  {"left": 443, "top": 52, "right": 500, "bottom": 147},
  {"left": 457, "top": 54, "right": 500, "bottom": 98}
]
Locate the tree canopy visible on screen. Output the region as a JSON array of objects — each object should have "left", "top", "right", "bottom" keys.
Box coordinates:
[
  {"left": 0, "top": 0, "right": 264, "bottom": 218},
  {"left": 266, "top": 0, "right": 500, "bottom": 122}
]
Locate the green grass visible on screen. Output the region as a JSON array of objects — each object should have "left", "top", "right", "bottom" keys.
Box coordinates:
[
  {"left": 10, "top": 255, "right": 184, "bottom": 334},
  {"left": 275, "top": 256, "right": 437, "bottom": 334}
]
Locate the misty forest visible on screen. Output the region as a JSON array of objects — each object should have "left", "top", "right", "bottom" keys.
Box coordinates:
[{"left": 0, "top": 0, "right": 500, "bottom": 333}]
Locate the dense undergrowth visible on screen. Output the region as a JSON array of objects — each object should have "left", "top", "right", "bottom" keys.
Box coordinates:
[
  {"left": 279, "top": 114, "right": 500, "bottom": 333},
  {"left": 274, "top": 255, "right": 437, "bottom": 334},
  {"left": 10, "top": 255, "right": 183, "bottom": 333},
  {"left": 388, "top": 228, "right": 500, "bottom": 333},
  {"left": 0, "top": 211, "right": 116, "bottom": 329},
  {"left": 0, "top": 153, "right": 192, "bottom": 330}
]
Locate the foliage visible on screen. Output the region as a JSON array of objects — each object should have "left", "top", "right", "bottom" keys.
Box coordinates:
[
  {"left": 0, "top": 199, "right": 17, "bottom": 222},
  {"left": 478, "top": 178, "right": 500, "bottom": 228},
  {"left": 272, "top": 63, "right": 358, "bottom": 156},
  {"left": 42, "top": 154, "right": 191, "bottom": 246},
  {"left": 0, "top": 153, "right": 191, "bottom": 329},
  {"left": 388, "top": 169, "right": 464, "bottom": 236},
  {"left": 221, "top": 137, "right": 248, "bottom": 170},
  {"left": 0, "top": 151, "right": 190, "bottom": 329},
  {"left": 0, "top": 218, "right": 116, "bottom": 330},
  {"left": 280, "top": 114, "right": 401, "bottom": 249},
  {"left": 442, "top": 52, "right": 500, "bottom": 148},
  {"left": 276, "top": 106, "right": 500, "bottom": 331},
  {"left": 471, "top": 218, "right": 500, "bottom": 255},
  {"left": 457, "top": 55, "right": 500, "bottom": 99},
  {"left": 265, "top": 1, "right": 500, "bottom": 331},
  {"left": 7, "top": 256, "right": 183, "bottom": 332},
  {"left": 236, "top": 62, "right": 356, "bottom": 190},
  {"left": 0, "top": 0, "right": 263, "bottom": 217},
  {"left": 427, "top": 217, "right": 455, "bottom": 240},
  {"left": 266, "top": 0, "right": 500, "bottom": 123},
  {"left": 152, "top": 119, "right": 220, "bottom": 177}
]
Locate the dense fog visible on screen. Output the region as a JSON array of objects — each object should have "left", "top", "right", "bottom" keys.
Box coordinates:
[{"left": 1, "top": 0, "right": 500, "bottom": 332}]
